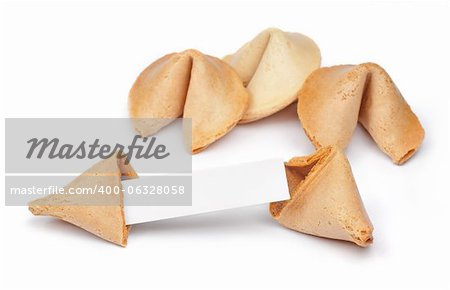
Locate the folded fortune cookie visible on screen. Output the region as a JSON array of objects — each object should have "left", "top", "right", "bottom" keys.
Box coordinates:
[
  {"left": 129, "top": 49, "right": 250, "bottom": 153},
  {"left": 224, "top": 28, "right": 321, "bottom": 123},
  {"left": 270, "top": 146, "right": 373, "bottom": 247},
  {"left": 29, "top": 155, "right": 137, "bottom": 246},
  {"left": 298, "top": 63, "right": 424, "bottom": 164}
]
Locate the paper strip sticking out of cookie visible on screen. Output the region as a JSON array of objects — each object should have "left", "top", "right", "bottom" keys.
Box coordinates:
[
  {"left": 129, "top": 49, "right": 249, "bottom": 153},
  {"left": 224, "top": 28, "right": 321, "bottom": 123},
  {"left": 298, "top": 63, "right": 424, "bottom": 164},
  {"left": 29, "top": 155, "right": 137, "bottom": 247},
  {"left": 270, "top": 146, "right": 373, "bottom": 247}
]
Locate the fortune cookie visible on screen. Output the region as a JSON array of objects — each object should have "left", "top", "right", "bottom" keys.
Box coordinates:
[
  {"left": 29, "top": 155, "right": 137, "bottom": 246},
  {"left": 129, "top": 49, "right": 249, "bottom": 153},
  {"left": 270, "top": 146, "right": 373, "bottom": 247},
  {"left": 224, "top": 28, "right": 321, "bottom": 123},
  {"left": 298, "top": 63, "right": 425, "bottom": 164}
]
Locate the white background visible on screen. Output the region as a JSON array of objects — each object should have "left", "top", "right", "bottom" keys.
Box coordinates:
[{"left": 1, "top": 1, "right": 449, "bottom": 289}]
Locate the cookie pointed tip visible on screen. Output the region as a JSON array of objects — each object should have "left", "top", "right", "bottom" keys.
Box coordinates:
[
  {"left": 352, "top": 227, "right": 374, "bottom": 247},
  {"left": 28, "top": 204, "right": 43, "bottom": 216},
  {"left": 182, "top": 48, "right": 202, "bottom": 57},
  {"left": 264, "top": 27, "right": 282, "bottom": 33}
]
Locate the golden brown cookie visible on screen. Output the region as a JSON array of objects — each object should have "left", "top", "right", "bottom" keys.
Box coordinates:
[
  {"left": 129, "top": 49, "right": 249, "bottom": 153},
  {"left": 298, "top": 63, "right": 424, "bottom": 164},
  {"left": 29, "top": 155, "right": 137, "bottom": 247},
  {"left": 270, "top": 146, "right": 373, "bottom": 247},
  {"left": 224, "top": 28, "right": 321, "bottom": 123}
]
